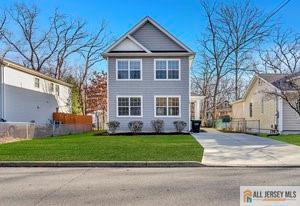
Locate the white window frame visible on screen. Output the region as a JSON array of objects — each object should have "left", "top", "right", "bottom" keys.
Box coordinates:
[
  {"left": 34, "top": 78, "right": 40, "bottom": 88},
  {"left": 116, "top": 59, "right": 142, "bottom": 81},
  {"left": 154, "top": 59, "right": 181, "bottom": 81},
  {"left": 154, "top": 95, "right": 181, "bottom": 117},
  {"left": 116, "top": 95, "right": 143, "bottom": 117}
]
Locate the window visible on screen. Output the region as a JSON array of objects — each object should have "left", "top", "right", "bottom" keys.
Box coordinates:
[
  {"left": 249, "top": 103, "right": 253, "bottom": 117},
  {"left": 155, "top": 96, "right": 180, "bottom": 117},
  {"left": 34, "top": 78, "right": 40, "bottom": 88},
  {"left": 55, "top": 85, "right": 60, "bottom": 96},
  {"left": 49, "top": 83, "right": 54, "bottom": 93},
  {"left": 261, "top": 98, "right": 264, "bottom": 113},
  {"left": 116, "top": 59, "right": 141, "bottom": 80},
  {"left": 297, "top": 98, "right": 300, "bottom": 112},
  {"left": 155, "top": 59, "right": 180, "bottom": 80},
  {"left": 117, "top": 96, "right": 142, "bottom": 117}
]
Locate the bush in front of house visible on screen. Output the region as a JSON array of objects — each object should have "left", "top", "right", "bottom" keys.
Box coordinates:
[
  {"left": 221, "top": 115, "right": 231, "bottom": 123},
  {"left": 173, "top": 121, "right": 187, "bottom": 133},
  {"left": 107, "top": 121, "right": 120, "bottom": 133},
  {"left": 151, "top": 119, "right": 164, "bottom": 133},
  {"left": 128, "top": 121, "right": 143, "bottom": 133}
]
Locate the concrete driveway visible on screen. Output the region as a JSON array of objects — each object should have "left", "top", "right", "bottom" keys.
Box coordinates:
[{"left": 192, "top": 129, "right": 300, "bottom": 166}]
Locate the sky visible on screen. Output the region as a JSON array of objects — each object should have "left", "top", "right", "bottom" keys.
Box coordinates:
[{"left": 1, "top": 0, "right": 300, "bottom": 71}]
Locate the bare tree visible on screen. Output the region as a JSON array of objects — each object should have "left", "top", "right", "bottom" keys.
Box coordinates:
[
  {"left": 52, "top": 12, "right": 88, "bottom": 79},
  {"left": 200, "top": 1, "right": 239, "bottom": 123},
  {"left": 1, "top": 3, "right": 88, "bottom": 78},
  {"left": 1, "top": 3, "right": 57, "bottom": 71},
  {"left": 76, "top": 22, "right": 109, "bottom": 114},
  {"left": 219, "top": 0, "right": 273, "bottom": 100},
  {"left": 261, "top": 30, "right": 300, "bottom": 117}
]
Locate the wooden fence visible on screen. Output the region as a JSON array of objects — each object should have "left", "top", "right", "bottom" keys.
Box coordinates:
[{"left": 53, "top": 113, "right": 92, "bottom": 130}]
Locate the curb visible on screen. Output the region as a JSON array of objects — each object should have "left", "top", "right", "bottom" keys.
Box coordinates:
[{"left": 0, "top": 161, "right": 204, "bottom": 168}]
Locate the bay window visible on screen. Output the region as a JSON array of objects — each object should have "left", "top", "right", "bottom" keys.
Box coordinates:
[
  {"left": 155, "top": 59, "right": 180, "bottom": 80},
  {"left": 117, "top": 59, "right": 141, "bottom": 80},
  {"left": 155, "top": 96, "right": 180, "bottom": 117}
]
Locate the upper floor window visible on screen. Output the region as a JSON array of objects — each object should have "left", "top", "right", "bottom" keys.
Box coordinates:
[
  {"left": 55, "top": 85, "right": 60, "bottom": 96},
  {"left": 117, "top": 96, "right": 142, "bottom": 117},
  {"left": 34, "top": 78, "right": 40, "bottom": 88},
  {"left": 116, "top": 59, "right": 142, "bottom": 80},
  {"left": 49, "top": 83, "right": 54, "bottom": 93},
  {"left": 155, "top": 96, "right": 180, "bottom": 117},
  {"left": 155, "top": 59, "right": 180, "bottom": 80}
]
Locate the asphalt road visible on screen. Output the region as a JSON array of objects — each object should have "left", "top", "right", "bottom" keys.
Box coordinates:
[{"left": 0, "top": 167, "right": 300, "bottom": 206}]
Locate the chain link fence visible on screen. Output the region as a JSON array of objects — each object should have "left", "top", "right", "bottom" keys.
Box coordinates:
[{"left": 0, "top": 122, "right": 91, "bottom": 143}]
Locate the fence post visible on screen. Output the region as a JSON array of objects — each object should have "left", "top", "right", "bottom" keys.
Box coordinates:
[
  {"left": 26, "top": 123, "right": 29, "bottom": 139},
  {"left": 52, "top": 123, "right": 55, "bottom": 137}
]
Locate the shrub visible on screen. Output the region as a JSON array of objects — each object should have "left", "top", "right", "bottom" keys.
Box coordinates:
[
  {"left": 151, "top": 119, "right": 164, "bottom": 133},
  {"left": 128, "top": 121, "right": 143, "bottom": 133},
  {"left": 173, "top": 121, "right": 187, "bottom": 133},
  {"left": 221, "top": 115, "right": 231, "bottom": 123},
  {"left": 107, "top": 121, "right": 120, "bottom": 133}
]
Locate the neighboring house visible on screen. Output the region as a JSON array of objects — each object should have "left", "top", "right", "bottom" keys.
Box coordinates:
[
  {"left": 102, "top": 17, "right": 195, "bottom": 132},
  {"left": 0, "top": 59, "right": 72, "bottom": 124},
  {"left": 231, "top": 74, "right": 300, "bottom": 134},
  {"left": 216, "top": 100, "right": 232, "bottom": 119}
]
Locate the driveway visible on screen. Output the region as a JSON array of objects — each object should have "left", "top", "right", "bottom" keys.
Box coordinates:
[{"left": 192, "top": 129, "right": 300, "bottom": 166}]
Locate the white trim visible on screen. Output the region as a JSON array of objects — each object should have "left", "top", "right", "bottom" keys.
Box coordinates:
[
  {"left": 102, "top": 16, "right": 194, "bottom": 56},
  {"left": 116, "top": 59, "right": 143, "bottom": 81},
  {"left": 0, "top": 65, "right": 4, "bottom": 119},
  {"left": 104, "top": 52, "right": 194, "bottom": 57},
  {"left": 154, "top": 95, "right": 181, "bottom": 118},
  {"left": 107, "top": 57, "right": 110, "bottom": 123},
  {"left": 278, "top": 97, "right": 283, "bottom": 132},
  {"left": 127, "top": 35, "right": 151, "bottom": 53},
  {"left": 154, "top": 59, "right": 181, "bottom": 81},
  {"left": 116, "top": 95, "right": 143, "bottom": 118}
]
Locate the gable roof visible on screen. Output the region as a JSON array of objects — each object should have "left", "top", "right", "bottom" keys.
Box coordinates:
[
  {"left": 231, "top": 73, "right": 300, "bottom": 105},
  {"left": 102, "top": 16, "right": 195, "bottom": 57},
  {"left": 0, "top": 58, "right": 72, "bottom": 88}
]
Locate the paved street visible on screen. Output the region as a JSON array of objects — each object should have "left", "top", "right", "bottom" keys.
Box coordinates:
[
  {"left": 0, "top": 167, "right": 300, "bottom": 206},
  {"left": 193, "top": 129, "right": 300, "bottom": 166}
]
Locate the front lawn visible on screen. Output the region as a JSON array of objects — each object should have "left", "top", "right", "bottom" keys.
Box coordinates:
[
  {"left": 259, "top": 134, "right": 300, "bottom": 146},
  {"left": 0, "top": 132, "right": 203, "bottom": 161}
]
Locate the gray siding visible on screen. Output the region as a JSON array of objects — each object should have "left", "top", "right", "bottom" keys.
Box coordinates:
[
  {"left": 132, "top": 23, "right": 185, "bottom": 51},
  {"left": 108, "top": 57, "right": 190, "bottom": 132},
  {"left": 282, "top": 100, "right": 300, "bottom": 133}
]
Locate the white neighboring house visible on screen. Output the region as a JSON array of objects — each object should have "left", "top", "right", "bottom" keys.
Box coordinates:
[
  {"left": 231, "top": 74, "right": 300, "bottom": 134},
  {"left": 0, "top": 59, "right": 72, "bottom": 124}
]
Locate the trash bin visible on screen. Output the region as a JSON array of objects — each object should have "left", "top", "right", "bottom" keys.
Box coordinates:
[{"left": 191, "top": 120, "right": 201, "bottom": 133}]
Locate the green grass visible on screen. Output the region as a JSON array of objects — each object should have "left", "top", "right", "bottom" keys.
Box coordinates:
[
  {"left": 0, "top": 132, "right": 203, "bottom": 161},
  {"left": 259, "top": 134, "right": 300, "bottom": 146}
]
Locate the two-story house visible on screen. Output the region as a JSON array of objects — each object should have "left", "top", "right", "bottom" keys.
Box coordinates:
[
  {"left": 0, "top": 59, "right": 72, "bottom": 124},
  {"left": 103, "top": 17, "right": 195, "bottom": 132}
]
